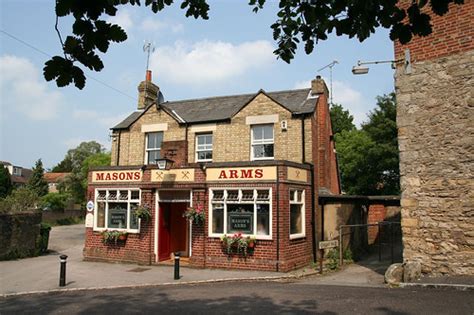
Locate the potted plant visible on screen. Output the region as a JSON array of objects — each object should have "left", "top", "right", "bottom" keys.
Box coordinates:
[
  {"left": 220, "top": 233, "right": 256, "bottom": 256},
  {"left": 134, "top": 204, "right": 152, "bottom": 222},
  {"left": 184, "top": 204, "right": 205, "bottom": 225},
  {"left": 102, "top": 230, "right": 127, "bottom": 244}
]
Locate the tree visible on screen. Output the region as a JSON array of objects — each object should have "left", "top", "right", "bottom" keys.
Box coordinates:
[
  {"left": 0, "top": 165, "right": 13, "bottom": 198},
  {"left": 335, "top": 93, "right": 399, "bottom": 195},
  {"left": 27, "top": 159, "right": 49, "bottom": 197},
  {"left": 54, "top": 141, "right": 106, "bottom": 202},
  {"left": 45, "top": 0, "right": 465, "bottom": 89},
  {"left": 330, "top": 103, "right": 355, "bottom": 135},
  {"left": 80, "top": 152, "right": 111, "bottom": 191}
]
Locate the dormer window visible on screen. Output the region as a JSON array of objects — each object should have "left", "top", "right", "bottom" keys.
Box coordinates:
[{"left": 145, "top": 132, "right": 163, "bottom": 164}]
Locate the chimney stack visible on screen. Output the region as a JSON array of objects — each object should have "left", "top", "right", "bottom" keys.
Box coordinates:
[
  {"left": 311, "top": 75, "right": 329, "bottom": 97},
  {"left": 137, "top": 70, "right": 159, "bottom": 110}
]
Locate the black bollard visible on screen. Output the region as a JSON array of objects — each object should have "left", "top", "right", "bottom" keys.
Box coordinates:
[
  {"left": 174, "top": 252, "right": 180, "bottom": 280},
  {"left": 59, "top": 254, "right": 68, "bottom": 287}
]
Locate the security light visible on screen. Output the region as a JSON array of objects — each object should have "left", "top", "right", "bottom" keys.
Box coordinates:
[
  {"left": 352, "top": 49, "right": 412, "bottom": 76},
  {"left": 352, "top": 65, "right": 369, "bottom": 75},
  {"left": 155, "top": 158, "right": 174, "bottom": 170}
]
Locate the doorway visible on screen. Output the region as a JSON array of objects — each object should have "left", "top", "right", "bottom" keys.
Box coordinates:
[{"left": 158, "top": 202, "right": 189, "bottom": 262}]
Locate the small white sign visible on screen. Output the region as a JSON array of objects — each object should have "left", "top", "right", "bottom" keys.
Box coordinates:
[
  {"left": 319, "top": 240, "right": 339, "bottom": 250},
  {"left": 85, "top": 213, "right": 94, "bottom": 228},
  {"left": 86, "top": 200, "right": 94, "bottom": 212}
]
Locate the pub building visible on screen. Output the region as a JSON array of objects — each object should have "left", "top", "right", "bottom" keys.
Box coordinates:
[{"left": 84, "top": 70, "right": 340, "bottom": 271}]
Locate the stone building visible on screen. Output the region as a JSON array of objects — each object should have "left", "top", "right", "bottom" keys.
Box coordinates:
[
  {"left": 395, "top": 1, "right": 473, "bottom": 275},
  {"left": 84, "top": 71, "right": 340, "bottom": 271}
]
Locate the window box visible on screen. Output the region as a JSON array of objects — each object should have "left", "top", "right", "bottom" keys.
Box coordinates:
[{"left": 221, "top": 233, "right": 257, "bottom": 256}]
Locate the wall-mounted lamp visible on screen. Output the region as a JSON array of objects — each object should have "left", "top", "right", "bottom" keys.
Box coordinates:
[
  {"left": 155, "top": 158, "right": 174, "bottom": 170},
  {"left": 352, "top": 49, "right": 411, "bottom": 75},
  {"left": 109, "top": 132, "right": 118, "bottom": 142}
]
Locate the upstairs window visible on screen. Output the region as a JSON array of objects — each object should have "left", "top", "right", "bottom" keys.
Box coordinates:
[
  {"left": 145, "top": 132, "right": 163, "bottom": 164},
  {"left": 196, "top": 133, "right": 213, "bottom": 162},
  {"left": 251, "top": 124, "right": 274, "bottom": 160}
]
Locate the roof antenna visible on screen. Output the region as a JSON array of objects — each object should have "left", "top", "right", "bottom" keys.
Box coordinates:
[
  {"left": 317, "top": 60, "right": 338, "bottom": 106},
  {"left": 143, "top": 41, "right": 155, "bottom": 72}
]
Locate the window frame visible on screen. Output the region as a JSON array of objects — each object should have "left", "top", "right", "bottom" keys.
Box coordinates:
[
  {"left": 195, "top": 133, "right": 213, "bottom": 162},
  {"left": 93, "top": 188, "right": 141, "bottom": 233},
  {"left": 145, "top": 132, "right": 163, "bottom": 165},
  {"left": 208, "top": 188, "right": 272, "bottom": 240},
  {"left": 251, "top": 124, "right": 274, "bottom": 161},
  {"left": 289, "top": 189, "right": 305, "bottom": 239}
]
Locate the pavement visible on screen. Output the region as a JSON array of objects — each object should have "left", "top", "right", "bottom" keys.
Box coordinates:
[{"left": 1, "top": 224, "right": 472, "bottom": 297}]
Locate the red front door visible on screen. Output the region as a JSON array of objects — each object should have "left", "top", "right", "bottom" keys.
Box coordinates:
[
  {"left": 158, "top": 202, "right": 189, "bottom": 261},
  {"left": 158, "top": 204, "right": 171, "bottom": 261}
]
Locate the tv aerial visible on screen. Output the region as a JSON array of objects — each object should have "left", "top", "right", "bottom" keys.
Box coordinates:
[
  {"left": 317, "top": 60, "right": 338, "bottom": 106},
  {"left": 143, "top": 41, "right": 155, "bottom": 71}
]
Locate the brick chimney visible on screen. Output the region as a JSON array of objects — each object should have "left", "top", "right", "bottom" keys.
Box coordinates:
[
  {"left": 311, "top": 75, "right": 329, "bottom": 97},
  {"left": 137, "top": 70, "right": 160, "bottom": 110}
]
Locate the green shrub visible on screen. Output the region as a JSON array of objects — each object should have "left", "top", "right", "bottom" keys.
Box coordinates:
[
  {"left": 0, "top": 187, "right": 39, "bottom": 214},
  {"left": 326, "top": 248, "right": 339, "bottom": 270},
  {"left": 40, "top": 192, "right": 73, "bottom": 212}
]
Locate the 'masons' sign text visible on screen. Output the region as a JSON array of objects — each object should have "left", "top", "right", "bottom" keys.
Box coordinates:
[{"left": 92, "top": 170, "right": 142, "bottom": 183}]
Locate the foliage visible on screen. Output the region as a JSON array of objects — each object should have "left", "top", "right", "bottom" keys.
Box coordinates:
[
  {"left": 27, "top": 159, "right": 49, "bottom": 197},
  {"left": 102, "top": 230, "right": 128, "bottom": 244},
  {"left": 0, "top": 165, "right": 13, "bottom": 198},
  {"left": 183, "top": 204, "right": 205, "bottom": 225},
  {"left": 330, "top": 103, "right": 356, "bottom": 136},
  {"left": 54, "top": 141, "right": 108, "bottom": 203},
  {"left": 36, "top": 223, "right": 52, "bottom": 255},
  {"left": 46, "top": 0, "right": 465, "bottom": 88},
  {"left": 335, "top": 93, "right": 399, "bottom": 195},
  {"left": 134, "top": 204, "right": 152, "bottom": 222},
  {"left": 39, "top": 192, "right": 73, "bottom": 212},
  {"left": 0, "top": 187, "right": 39, "bottom": 214},
  {"left": 221, "top": 233, "right": 256, "bottom": 256},
  {"left": 326, "top": 248, "right": 339, "bottom": 270}
]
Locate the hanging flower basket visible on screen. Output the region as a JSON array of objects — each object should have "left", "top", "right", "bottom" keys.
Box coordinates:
[
  {"left": 134, "top": 204, "right": 152, "bottom": 222},
  {"left": 221, "top": 233, "right": 256, "bottom": 256},
  {"left": 183, "top": 204, "right": 205, "bottom": 225}
]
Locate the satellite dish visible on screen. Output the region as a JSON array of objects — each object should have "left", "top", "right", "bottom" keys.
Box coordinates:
[{"left": 156, "top": 91, "right": 165, "bottom": 108}]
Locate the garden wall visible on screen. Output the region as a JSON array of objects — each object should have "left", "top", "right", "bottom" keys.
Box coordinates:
[{"left": 0, "top": 212, "right": 42, "bottom": 260}]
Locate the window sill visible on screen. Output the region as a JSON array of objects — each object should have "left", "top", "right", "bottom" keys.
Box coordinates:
[
  {"left": 290, "top": 233, "right": 306, "bottom": 240},
  {"left": 93, "top": 228, "right": 140, "bottom": 234},
  {"left": 251, "top": 157, "right": 275, "bottom": 161},
  {"left": 209, "top": 233, "right": 272, "bottom": 241}
]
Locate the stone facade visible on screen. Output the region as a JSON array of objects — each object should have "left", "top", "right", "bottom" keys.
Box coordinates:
[{"left": 395, "top": 2, "right": 473, "bottom": 275}]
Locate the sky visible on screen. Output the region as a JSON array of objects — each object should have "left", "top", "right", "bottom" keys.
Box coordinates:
[{"left": 0, "top": 0, "right": 396, "bottom": 170}]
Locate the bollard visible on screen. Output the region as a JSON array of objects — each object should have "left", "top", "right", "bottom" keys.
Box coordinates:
[
  {"left": 59, "top": 254, "right": 68, "bottom": 287},
  {"left": 174, "top": 252, "right": 180, "bottom": 280}
]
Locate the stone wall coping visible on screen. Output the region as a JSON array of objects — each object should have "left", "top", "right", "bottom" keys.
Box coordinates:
[{"left": 319, "top": 194, "right": 400, "bottom": 203}]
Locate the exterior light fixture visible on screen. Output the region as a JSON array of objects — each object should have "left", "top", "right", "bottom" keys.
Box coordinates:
[
  {"left": 155, "top": 158, "right": 174, "bottom": 170},
  {"left": 352, "top": 49, "right": 412, "bottom": 75}
]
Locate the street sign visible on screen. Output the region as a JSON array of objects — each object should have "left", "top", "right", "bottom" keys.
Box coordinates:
[
  {"left": 319, "top": 240, "right": 338, "bottom": 250},
  {"left": 86, "top": 200, "right": 94, "bottom": 212}
]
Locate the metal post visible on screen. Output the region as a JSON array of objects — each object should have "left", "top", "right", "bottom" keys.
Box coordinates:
[
  {"left": 59, "top": 254, "right": 68, "bottom": 287},
  {"left": 339, "top": 226, "right": 343, "bottom": 267},
  {"left": 378, "top": 222, "right": 382, "bottom": 262},
  {"left": 390, "top": 222, "right": 394, "bottom": 263},
  {"left": 174, "top": 252, "right": 180, "bottom": 280}
]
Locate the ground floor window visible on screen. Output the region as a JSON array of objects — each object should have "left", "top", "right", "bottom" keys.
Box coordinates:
[
  {"left": 95, "top": 189, "right": 140, "bottom": 232},
  {"left": 289, "top": 189, "right": 305, "bottom": 239},
  {"left": 209, "top": 188, "right": 271, "bottom": 239}
]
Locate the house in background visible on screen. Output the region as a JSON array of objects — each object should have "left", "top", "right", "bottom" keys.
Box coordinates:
[
  {"left": 85, "top": 71, "right": 340, "bottom": 271},
  {"left": 0, "top": 161, "right": 32, "bottom": 188},
  {"left": 44, "top": 172, "right": 70, "bottom": 193}
]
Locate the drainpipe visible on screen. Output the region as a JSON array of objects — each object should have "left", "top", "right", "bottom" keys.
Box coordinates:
[
  {"left": 116, "top": 131, "right": 121, "bottom": 166},
  {"left": 309, "top": 163, "right": 317, "bottom": 263},
  {"left": 301, "top": 116, "right": 306, "bottom": 163},
  {"left": 276, "top": 165, "right": 280, "bottom": 272}
]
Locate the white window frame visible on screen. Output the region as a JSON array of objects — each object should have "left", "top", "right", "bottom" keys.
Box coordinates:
[
  {"left": 289, "top": 189, "right": 305, "bottom": 239},
  {"left": 145, "top": 132, "right": 163, "bottom": 164},
  {"left": 251, "top": 124, "right": 274, "bottom": 161},
  {"left": 93, "top": 188, "right": 141, "bottom": 233},
  {"left": 195, "top": 133, "right": 213, "bottom": 162},
  {"left": 208, "top": 188, "right": 272, "bottom": 240}
]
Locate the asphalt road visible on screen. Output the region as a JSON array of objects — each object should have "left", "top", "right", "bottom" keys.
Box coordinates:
[{"left": 1, "top": 281, "right": 473, "bottom": 314}]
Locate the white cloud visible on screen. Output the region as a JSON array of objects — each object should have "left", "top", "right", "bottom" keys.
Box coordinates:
[
  {"left": 73, "top": 109, "right": 129, "bottom": 128},
  {"left": 140, "top": 18, "right": 184, "bottom": 33},
  {"left": 293, "top": 78, "right": 368, "bottom": 126},
  {"left": 150, "top": 40, "right": 275, "bottom": 85},
  {"left": 106, "top": 10, "right": 134, "bottom": 33},
  {"left": 0, "top": 55, "right": 62, "bottom": 120}
]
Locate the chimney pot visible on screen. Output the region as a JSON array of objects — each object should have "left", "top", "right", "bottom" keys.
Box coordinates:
[{"left": 146, "top": 70, "right": 152, "bottom": 82}]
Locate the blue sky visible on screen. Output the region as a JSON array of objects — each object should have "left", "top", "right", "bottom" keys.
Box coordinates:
[{"left": 0, "top": 0, "right": 395, "bottom": 170}]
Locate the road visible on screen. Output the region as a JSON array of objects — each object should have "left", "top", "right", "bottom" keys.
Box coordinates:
[{"left": 1, "top": 281, "right": 473, "bottom": 314}]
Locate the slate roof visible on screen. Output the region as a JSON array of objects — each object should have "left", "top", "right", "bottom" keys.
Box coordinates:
[{"left": 112, "top": 88, "right": 317, "bottom": 130}]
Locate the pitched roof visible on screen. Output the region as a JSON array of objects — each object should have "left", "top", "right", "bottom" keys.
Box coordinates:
[
  {"left": 112, "top": 88, "right": 318, "bottom": 130},
  {"left": 44, "top": 172, "right": 70, "bottom": 183}
]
